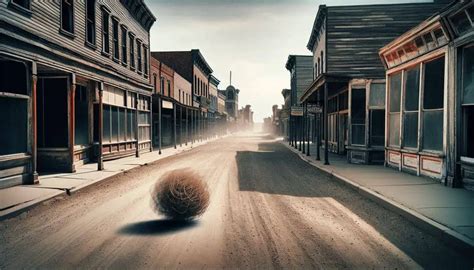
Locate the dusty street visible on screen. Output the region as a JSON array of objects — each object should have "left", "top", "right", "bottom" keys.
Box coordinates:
[{"left": 0, "top": 133, "right": 471, "bottom": 269}]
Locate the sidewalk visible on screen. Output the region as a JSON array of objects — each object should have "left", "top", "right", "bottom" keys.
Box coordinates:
[
  {"left": 283, "top": 141, "right": 474, "bottom": 251},
  {"left": 0, "top": 138, "right": 218, "bottom": 221}
]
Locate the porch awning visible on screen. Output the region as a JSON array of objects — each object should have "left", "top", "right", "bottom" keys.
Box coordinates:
[{"left": 300, "top": 74, "right": 350, "bottom": 104}]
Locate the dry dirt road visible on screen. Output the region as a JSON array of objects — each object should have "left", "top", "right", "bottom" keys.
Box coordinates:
[{"left": 0, "top": 133, "right": 472, "bottom": 269}]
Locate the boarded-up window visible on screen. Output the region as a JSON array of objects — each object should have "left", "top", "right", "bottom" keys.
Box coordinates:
[{"left": 351, "top": 88, "right": 366, "bottom": 145}]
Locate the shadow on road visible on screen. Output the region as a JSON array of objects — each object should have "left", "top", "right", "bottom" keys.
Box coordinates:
[
  {"left": 235, "top": 140, "right": 472, "bottom": 268},
  {"left": 118, "top": 219, "right": 199, "bottom": 236}
]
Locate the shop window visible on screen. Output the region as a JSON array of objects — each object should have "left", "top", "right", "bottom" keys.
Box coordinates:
[
  {"left": 463, "top": 107, "right": 474, "bottom": 158},
  {"left": 404, "top": 66, "right": 420, "bottom": 148},
  {"left": 61, "top": 0, "right": 74, "bottom": 35},
  {"left": 0, "top": 98, "right": 27, "bottom": 155},
  {"left": 463, "top": 46, "right": 474, "bottom": 104},
  {"left": 369, "top": 83, "right": 385, "bottom": 107},
  {"left": 462, "top": 46, "right": 474, "bottom": 158},
  {"left": 129, "top": 33, "right": 135, "bottom": 69},
  {"left": 111, "top": 106, "right": 119, "bottom": 142},
  {"left": 127, "top": 109, "right": 135, "bottom": 141},
  {"left": 351, "top": 88, "right": 366, "bottom": 145},
  {"left": 37, "top": 78, "right": 68, "bottom": 148},
  {"left": 103, "top": 105, "right": 111, "bottom": 142},
  {"left": 370, "top": 110, "right": 385, "bottom": 146},
  {"left": 112, "top": 17, "right": 119, "bottom": 61},
  {"left": 121, "top": 26, "right": 127, "bottom": 64},
  {"left": 119, "top": 108, "right": 126, "bottom": 141},
  {"left": 85, "top": 0, "right": 96, "bottom": 46},
  {"left": 75, "top": 85, "right": 89, "bottom": 146},
  {"left": 389, "top": 73, "right": 402, "bottom": 146},
  {"left": 422, "top": 57, "right": 445, "bottom": 151},
  {"left": 101, "top": 7, "right": 110, "bottom": 55}
]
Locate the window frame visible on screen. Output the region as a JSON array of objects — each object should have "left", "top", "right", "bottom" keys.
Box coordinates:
[
  {"left": 111, "top": 16, "right": 120, "bottom": 62},
  {"left": 85, "top": 0, "right": 96, "bottom": 48},
  {"left": 129, "top": 32, "right": 136, "bottom": 70},
  {"left": 8, "top": 0, "right": 32, "bottom": 16},
  {"left": 136, "top": 39, "right": 143, "bottom": 74},
  {"left": 100, "top": 5, "right": 110, "bottom": 57},
  {"left": 59, "top": 0, "right": 75, "bottom": 38},
  {"left": 120, "top": 25, "right": 128, "bottom": 66}
]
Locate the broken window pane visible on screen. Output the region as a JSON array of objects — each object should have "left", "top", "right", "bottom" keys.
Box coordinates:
[
  {"left": 0, "top": 97, "right": 27, "bottom": 155},
  {"left": 423, "top": 57, "right": 445, "bottom": 110},
  {"left": 404, "top": 112, "right": 418, "bottom": 148},
  {"left": 405, "top": 66, "right": 420, "bottom": 111},
  {"left": 389, "top": 73, "right": 402, "bottom": 113},
  {"left": 463, "top": 46, "right": 474, "bottom": 105},
  {"left": 423, "top": 110, "right": 443, "bottom": 151}
]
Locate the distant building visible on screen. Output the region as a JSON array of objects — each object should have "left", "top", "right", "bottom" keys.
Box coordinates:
[{"left": 280, "top": 89, "right": 291, "bottom": 139}]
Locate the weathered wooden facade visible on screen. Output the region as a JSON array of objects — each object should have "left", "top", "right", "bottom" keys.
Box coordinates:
[
  {"left": 0, "top": 0, "right": 155, "bottom": 188},
  {"left": 285, "top": 55, "right": 313, "bottom": 151},
  {"left": 300, "top": 2, "right": 448, "bottom": 165},
  {"left": 380, "top": 0, "right": 474, "bottom": 190}
]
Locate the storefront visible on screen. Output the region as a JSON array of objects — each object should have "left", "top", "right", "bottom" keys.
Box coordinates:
[{"left": 380, "top": 1, "right": 474, "bottom": 189}]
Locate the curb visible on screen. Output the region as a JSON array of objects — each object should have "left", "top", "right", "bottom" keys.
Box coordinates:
[
  {"left": 281, "top": 141, "right": 474, "bottom": 254},
  {"left": 0, "top": 137, "right": 221, "bottom": 222}
]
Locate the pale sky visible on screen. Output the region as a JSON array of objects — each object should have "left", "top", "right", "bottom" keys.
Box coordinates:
[{"left": 146, "top": 0, "right": 431, "bottom": 122}]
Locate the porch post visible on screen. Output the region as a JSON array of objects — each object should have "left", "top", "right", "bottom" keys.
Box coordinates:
[
  {"left": 302, "top": 103, "right": 306, "bottom": 154},
  {"left": 98, "top": 82, "right": 104, "bottom": 171},
  {"left": 150, "top": 97, "right": 153, "bottom": 152},
  {"left": 173, "top": 102, "right": 177, "bottom": 149},
  {"left": 185, "top": 107, "right": 188, "bottom": 146},
  {"left": 69, "top": 73, "right": 76, "bottom": 173},
  {"left": 324, "top": 83, "right": 330, "bottom": 165},
  {"left": 307, "top": 103, "right": 311, "bottom": 156},
  {"left": 31, "top": 62, "right": 39, "bottom": 183},
  {"left": 158, "top": 96, "right": 162, "bottom": 154},
  {"left": 135, "top": 95, "right": 140, "bottom": 158},
  {"left": 316, "top": 113, "right": 320, "bottom": 161},
  {"left": 180, "top": 106, "right": 183, "bottom": 147}
]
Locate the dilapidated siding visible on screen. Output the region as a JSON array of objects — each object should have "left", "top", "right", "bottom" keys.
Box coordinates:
[{"left": 325, "top": 3, "right": 448, "bottom": 79}]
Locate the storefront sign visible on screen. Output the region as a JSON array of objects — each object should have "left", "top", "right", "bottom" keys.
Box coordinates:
[
  {"left": 291, "top": 106, "right": 303, "bottom": 116},
  {"left": 162, "top": 100, "right": 174, "bottom": 109},
  {"left": 308, "top": 104, "right": 322, "bottom": 114}
]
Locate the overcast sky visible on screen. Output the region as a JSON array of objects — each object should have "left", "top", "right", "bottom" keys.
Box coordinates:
[{"left": 146, "top": 0, "right": 431, "bottom": 122}]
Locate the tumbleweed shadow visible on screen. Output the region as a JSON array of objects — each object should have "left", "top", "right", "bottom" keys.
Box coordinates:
[{"left": 118, "top": 219, "right": 199, "bottom": 236}]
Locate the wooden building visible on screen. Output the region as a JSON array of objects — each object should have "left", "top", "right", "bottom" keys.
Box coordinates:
[
  {"left": 0, "top": 0, "right": 155, "bottom": 188},
  {"left": 281, "top": 88, "right": 291, "bottom": 139},
  {"left": 209, "top": 75, "right": 220, "bottom": 137},
  {"left": 379, "top": 0, "right": 474, "bottom": 190},
  {"left": 299, "top": 2, "right": 448, "bottom": 165},
  {"left": 285, "top": 55, "right": 313, "bottom": 151},
  {"left": 151, "top": 50, "right": 213, "bottom": 142}
]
